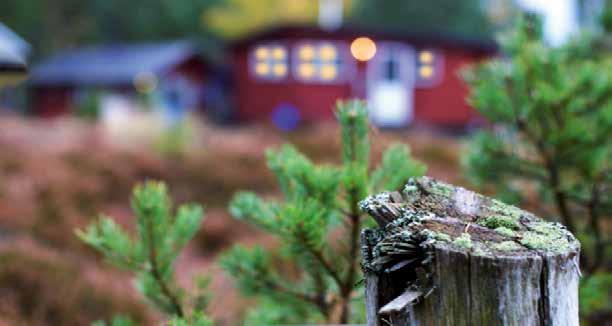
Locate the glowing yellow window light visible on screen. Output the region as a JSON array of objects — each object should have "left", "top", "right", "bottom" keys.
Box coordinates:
[
  {"left": 350, "top": 37, "right": 376, "bottom": 61},
  {"left": 419, "top": 51, "right": 434, "bottom": 64},
  {"left": 298, "top": 63, "right": 315, "bottom": 79},
  {"left": 299, "top": 45, "right": 315, "bottom": 61},
  {"left": 320, "top": 64, "right": 337, "bottom": 80},
  {"left": 273, "top": 64, "right": 287, "bottom": 77},
  {"left": 255, "top": 47, "right": 269, "bottom": 60},
  {"left": 272, "top": 47, "right": 286, "bottom": 60},
  {"left": 255, "top": 62, "right": 270, "bottom": 76},
  {"left": 419, "top": 65, "right": 434, "bottom": 79},
  {"left": 319, "top": 44, "right": 337, "bottom": 61}
]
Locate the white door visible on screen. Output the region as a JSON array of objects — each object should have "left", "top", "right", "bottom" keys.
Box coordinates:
[{"left": 367, "top": 42, "right": 415, "bottom": 127}]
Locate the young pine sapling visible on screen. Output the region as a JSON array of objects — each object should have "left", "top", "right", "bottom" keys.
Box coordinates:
[
  {"left": 78, "top": 181, "right": 211, "bottom": 325},
  {"left": 220, "top": 100, "right": 427, "bottom": 324},
  {"left": 462, "top": 15, "right": 611, "bottom": 275}
]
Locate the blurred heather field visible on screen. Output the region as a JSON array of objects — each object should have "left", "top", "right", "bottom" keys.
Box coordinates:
[
  {"left": 0, "top": 0, "right": 610, "bottom": 325},
  {"left": 0, "top": 117, "right": 465, "bottom": 324}
]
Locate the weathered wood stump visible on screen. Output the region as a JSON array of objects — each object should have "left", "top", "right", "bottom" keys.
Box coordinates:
[{"left": 360, "top": 177, "right": 580, "bottom": 326}]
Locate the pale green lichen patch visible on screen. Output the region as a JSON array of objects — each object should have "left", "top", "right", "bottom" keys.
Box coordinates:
[
  {"left": 362, "top": 177, "right": 579, "bottom": 270},
  {"left": 489, "top": 198, "right": 524, "bottom": 219},
  {"left": 492, "top": 241, "right": 522, "bottom": 251},
  {"left": 495, "top": 226, "right": 516, "bottom": 237},
  {"left": 480, "top": 215, "right": 519, "bottom": 230},
  {"left": 434, "top": 232, "right": 452, "bottom": 242},
  {"left": 403, "top": 176, "right": 454, "bottom": 198},
  {"left": 472, "top": 244, "right": 489, "bottom": 256},
  {"left": 453, "top": 233, "right": 473, "bottom": 249},
  {"left": 518, "top": 221, "right": 576, "bottom": 253}
]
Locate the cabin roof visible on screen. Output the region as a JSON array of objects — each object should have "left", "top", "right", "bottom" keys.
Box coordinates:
[
  {"left": 0, "top": 23, "right": 29, "bottom": 73},
  {"left": 29, "top": 40, "right": 201, "bottom": 86},
  {"left": 230, "top": 24, "right": 498, "bottom": 54}
]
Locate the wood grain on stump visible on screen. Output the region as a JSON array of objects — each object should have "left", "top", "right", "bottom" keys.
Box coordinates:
[{"left": 360, "top": 177, "right": 580, "bottom": 326}]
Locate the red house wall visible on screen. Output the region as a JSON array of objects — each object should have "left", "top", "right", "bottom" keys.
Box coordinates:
[
  {"left": 232, "top": 41, "right": 353, "bottom": 123},
  {"left": 30, "top": 87, "right": 74, "bottom": 117},
  {"left": 232, "top": 38, "right": 491, "bottom": 127},
  {"left": 413, "top": 49, "right": 488, "bottom": 127}
]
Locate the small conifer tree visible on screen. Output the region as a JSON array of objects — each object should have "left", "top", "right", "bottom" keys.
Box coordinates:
[
  {"left": 462, "top": 15, "right": 611, "bottom": 274},
  {"left": 220, "top": 100, "right": 427, "bottom": 324},
  {"left": 78, "top": 181, "right": 211, "bottom": 325}
]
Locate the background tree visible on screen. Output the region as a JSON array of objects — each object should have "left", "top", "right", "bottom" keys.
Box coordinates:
[
  {"left": 0, "top": 0, "right": 222, "bottom": 58},
  {"left": 220, "top": 100, "right": 427, "bottom": 324},
  {"left": 462, "top": 15, "right": 611, "bottom": 275},
  {"left": 78, "top": 181, "right": 211, "bottom": 325},
  {"left": 203, "top": 0, "right": 320, "bottom": 39},
  {"left": 349, "top": 0, "right": 493, "bottom": 38}
]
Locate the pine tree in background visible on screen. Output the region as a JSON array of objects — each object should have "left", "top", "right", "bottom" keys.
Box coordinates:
[
  {"left": 462, "top": 15, "right": 611, "bottom": 276},
  {"left": 78, "top": 181, "right": 211, "bottom": 325},
  {"left": 220, "top": 100, "right": 427, "bottom": 324}
]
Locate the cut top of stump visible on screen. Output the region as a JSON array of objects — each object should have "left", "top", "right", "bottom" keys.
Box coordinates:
[{"left": 359, "top": 177, "right": 580, "bottom": 273}]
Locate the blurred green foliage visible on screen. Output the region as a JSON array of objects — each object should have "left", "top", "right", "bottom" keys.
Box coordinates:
[
  {"left": 78, "top": 181, "right": 211, "bottom": 324},
  {"left": 603, "top": 0, "right": 612, "bottom": 32},
  {"left": 350, "top": 0, "right": 492, "bottom": 37},
  {"left": 1, "top": 0, "right": 493, "bottom": 58},
  {"left": 220, "top": 100, "right": 426, "bottom": 324},
  {"left": 0, "top": 0, "right": 223, "bottom": 58},
  {"left": 76, "top": 90, "right": 101, "bottom": 120},
  {"left": 462, "top": 14, "right": 611, "bottom": 317},
  {"left": 580, "top": 272, "right": 612, "bottom": 315}
]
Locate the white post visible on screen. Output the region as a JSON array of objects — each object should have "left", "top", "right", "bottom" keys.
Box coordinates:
[{"left": 318, "top": 0, "right": 343, "bottom": 30}]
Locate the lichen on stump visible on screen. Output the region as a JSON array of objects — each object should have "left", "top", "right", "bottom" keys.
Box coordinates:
[{"left": 360, "top": 177, "right": 580, "bottom": 326}]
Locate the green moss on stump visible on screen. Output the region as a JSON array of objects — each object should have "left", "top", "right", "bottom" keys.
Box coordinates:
[
  {"left": 495, "top": 226, "right": 516, "bottom": 237},
  {"left": 453, "top": 233, "right": 473, "bottom": 249},
  {"left": 492, "top": 241, "right": 522, "bottom": 251},
  {"left": 480, "top": 215, "right": 519, "bottom": 230}
]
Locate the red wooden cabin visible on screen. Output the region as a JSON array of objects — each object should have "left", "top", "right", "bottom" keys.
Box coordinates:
[{"left": 229, "top": 25, "right": 497, "bottom": 129}]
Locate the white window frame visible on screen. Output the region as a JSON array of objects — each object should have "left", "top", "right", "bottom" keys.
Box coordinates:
[
  {"left": 414, "top": 48, "right": 444, "bottom": 88},
  {"left": 249, "top": 43, "right": 289, "bottom": 82},
  {"left": 292, "top": 41, "right": 350, "bottom": 84}
]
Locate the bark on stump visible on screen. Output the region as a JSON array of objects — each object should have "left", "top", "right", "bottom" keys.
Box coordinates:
[{"left": 360, "top": 177, "right": 580, "bottom": 326}]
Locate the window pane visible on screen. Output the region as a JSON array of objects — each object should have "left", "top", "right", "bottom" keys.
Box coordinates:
[
  {"left": 298, "top": 63, "right": 316, "bottom": 79},
  {"left": 320, "top": 64, "right": 337, "bottom": 80},
  {"left": 255, "top": 62, "right": 270, "bottom": 76},
  {"left": 255, "top": 47, "right": 269, "bottom": 60},
  {"left": 319, "top": 44, "right": 337, "bottom": 61},
  {"left": 299, "top": 45, "right": 315, "bottom": 61},
  {"left": 273, "top": 63, "right": 287, "bottom": 77}
]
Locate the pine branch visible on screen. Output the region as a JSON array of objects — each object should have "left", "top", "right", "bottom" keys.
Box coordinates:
[{"left": 143, "top": 204, "right": 184, "bottom": 317}]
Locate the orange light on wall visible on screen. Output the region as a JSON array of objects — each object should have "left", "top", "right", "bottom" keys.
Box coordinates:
[{"left": 350, "top": 37, "right": 376, "bottom": 61}]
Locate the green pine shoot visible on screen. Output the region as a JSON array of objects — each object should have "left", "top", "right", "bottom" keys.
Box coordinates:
[{"left": 220, "top": 100, "right": 427, "bottom": 324}]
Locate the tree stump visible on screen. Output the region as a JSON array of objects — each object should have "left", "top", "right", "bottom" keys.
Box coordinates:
[{"left": 360, "top": 177, "right": 580, "bottom": 326}]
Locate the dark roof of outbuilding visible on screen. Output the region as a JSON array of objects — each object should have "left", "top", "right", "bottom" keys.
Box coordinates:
[
  {"left": 230, "top": 24, "right": 498, "bottom": 54},
  {"left": 29, "top": 41, "right": 200, "bottom": 86}
]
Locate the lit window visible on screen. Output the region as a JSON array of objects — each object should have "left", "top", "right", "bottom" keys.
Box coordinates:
[
  {"left": 294, "top": 42, "right": 344, "bottom": 83},
  {"left": 419, "top": 51, "right": 434, "bottom": 64},
  {"left": 416, "top": 49, "right": 443, "bottom": 87},
  {"left": 251, "top": 44, "right": 288, "bottom": 81}
]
